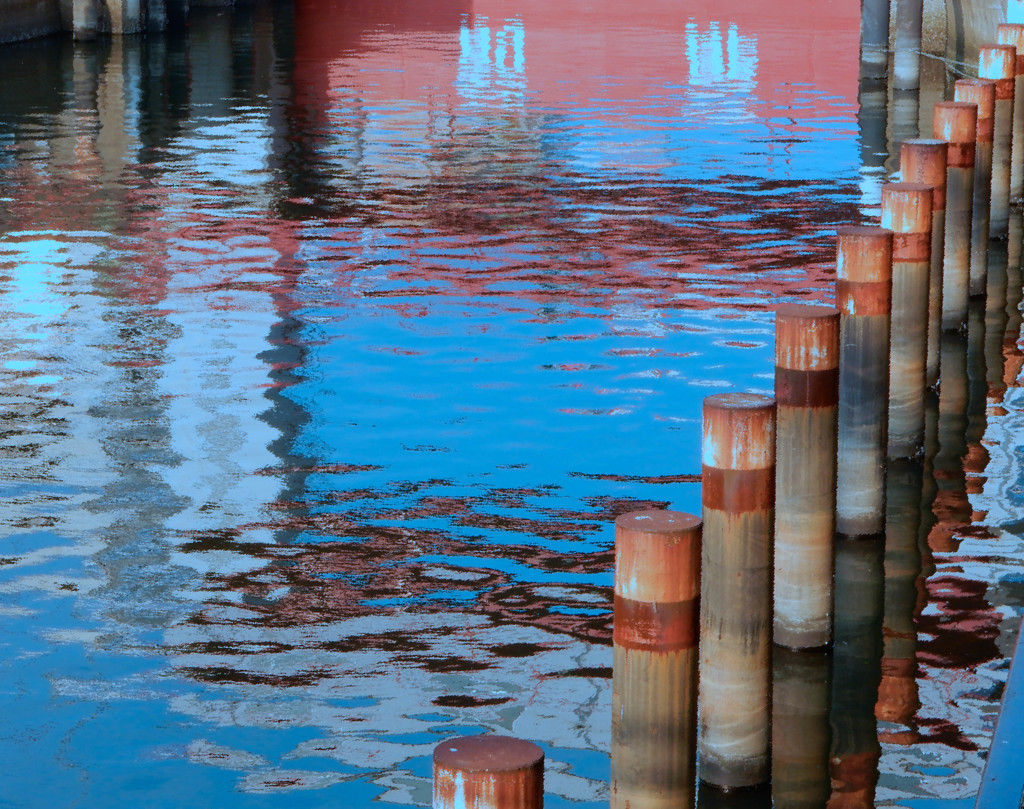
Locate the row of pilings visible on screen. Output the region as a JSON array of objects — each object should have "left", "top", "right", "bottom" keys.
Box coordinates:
[{"left": 426, "top": 9, "right": 1024, "bottom": 809}]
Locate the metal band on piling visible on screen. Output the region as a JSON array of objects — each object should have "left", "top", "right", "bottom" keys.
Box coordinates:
[
  {"left": 612, "top": 509, "right": 701, "bottom": 809},
  {"left": 881, "top": 183, "right": 933, "bottom": 459},
  {"left": 699, "top": 393, "right": 775, "bottom": 790},
  {"left": 900, "top": 139, "right": 948, "bottom": 388},
  {"left": 979, "top": 44, "right": 1017, "bottom": 238},
  {"left": 954, "top": 79, "right": 996, "bottom": 297},
  {"left": 835, "top": 226, "right": 893, "bottom": 537},
  {"left": 997, "top": 24, "right": 1024, "bottom": 199},
  {"left": 933, "top": 101, "right": 978, "bottom": 331},
  {"left": 433, "top": 736, "right": 544, "bottom": 809},
  {"left": 773, "top": 304, "right": 839, "bottom": 650}
]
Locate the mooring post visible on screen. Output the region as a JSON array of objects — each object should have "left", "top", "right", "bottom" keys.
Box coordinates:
[
  {"left": 997, "top": 25, "right": 1024, "bottom": 199},
  {"left": 698, "top": 393, "right": 775, "bottom": 791},
  {"left": 881, "top": 182, "right": 933, "bottom": 459},
  {"left": 978, "top": 44, "right": 1017, "bottom": 238},
  {"left": 611, "top": 509, "right": 701, "bottom": 809},
  {"left": 900, "top": 139, "right": 948, "bottom": 388},
  {"left": 954, "top": 78, "right": 996, "bottom": 297},
  {"left": 893, "top": 0, "right": 923, "bottom": 90},
  {"left": 773, "top": 304, "right": 840, "bottom": 650},
  {"left": 835, "top": 226, "right": 893, "bottom": 538},
  {"left": 433, "top": 736, "right": 544, "bottom": 809},
  {"left": 859, "top": 0, "right": 890, "bottom": 79},
  {"left": 933, "top": 101, "right": 978, "bottom": 331},
  {"left": 772, "top": 647, "right": 832, "bottom": 809}
]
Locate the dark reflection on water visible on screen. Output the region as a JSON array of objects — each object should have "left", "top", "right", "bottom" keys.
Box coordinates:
[{"left": 0, "top": 1, "right": 1022, "bottom": 806}]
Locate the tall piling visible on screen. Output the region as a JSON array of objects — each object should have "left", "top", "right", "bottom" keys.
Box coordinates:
[
  {"left": 881, "top": 183, "right": 933, "bottom": 459},
  {"left": 612, "top": 509, "right": 701, "bottom": 809},
  {"left": 433, "top": 736, "right": 544, "bottom": 809},
  {"left": 699, "top": 393, "right": 776, "bottom": 790},
  {"left": 835, "top": 226, "right": 893, "bottom": 538},
  {"left": 933, "top": 101, "right": 978, "bottom": 331},
  {"left": 859, "top": 0, "right": 889, "bottom": 79},
  {"left": 978, "top": 44, "right": 1017, "bottom": 238},
  {"left": 997, "top": 25, "right": 1024, "bottom": 199},
  {"left": 893, "top": 0, "right": 923, "bottom": 90},
  {"left": 900, "top": 139, "right": 948, "bottom": 387},
  {"left": 954, "top": 78, "right": 996, "bottom": 297},
  {"left": 773, "top": 304, "right": 840, "bottom": 650}
]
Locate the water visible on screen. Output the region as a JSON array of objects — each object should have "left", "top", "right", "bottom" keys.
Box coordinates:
[{"left": 0, "top": 1, "right": 1021, "bottom": 806}]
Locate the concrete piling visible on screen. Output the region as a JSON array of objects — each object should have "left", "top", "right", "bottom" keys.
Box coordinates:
[
  {"left": 893, "top": 0, "right": 923, "bottom": 90},
  {"left": 933, "top": 101, "right": 978, "bottom": 331},
  {"left": 978, "top": 44, "right": 1017, "bottom": 238},
  {"left": 954, "top": 78, "right": 996, "bottom": 297},
  {"left": 699, "top": 393, "right": 776, "bottom": 790},
  {"left": 900, "top": 139, "right": 948, "bottom": 387},
  {"left": 997, "top": 24, "right": 1024, "bottom": 199},
  {"left": 859, "top": 0, "right": 890, "bottom": 79},
  {"left": 611, "top": 509, "right": 701, "bottom": 809},
  {"left": 881, "top": 182, "right": 933, "bottom": 459},
  {"left": 433, "top": 736, "right": 544, "bottom": 809},
  {"left": 835, "top": 226, "right": 893, "bottom": 538},
  {"left": 773, "top": 304, "right": 840, "bottom": 650}
]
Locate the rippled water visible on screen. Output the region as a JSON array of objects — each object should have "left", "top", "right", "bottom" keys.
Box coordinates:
[{"left": 1, "top": 1, "right": 1022, "bottom": 806}]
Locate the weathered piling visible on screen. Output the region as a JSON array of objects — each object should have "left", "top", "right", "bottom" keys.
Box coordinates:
[
  {"left": 699, "top": 393, "right": 776, "bottom": 790},
  {"left": 933, "top": 101, "right": 978, "bottom": 331},
  {"left": 859, "top": 0, "right": 889, "bottom": 79},
  {"left": 772, "top": 648, "right": 832, "bottom": 809},
  {"left": 835, "top": 226, "right": 893, "bottom": 538},
  {"left": 900, "top": 139, "right": 948, "bottom": 387},
  {"left": 978, "top": 44, "right": 1017, "bottom": 238},
  {"left": 954, "top": 78, "right": 996, "bottom": 297},
  {"left": 881, "top": 183, "right": 933, "bottom": 459},
  {"left": 996, "top": 24, "right": 1024, "bottom": 199},
  {"left": 893, "top": 0, "right": 923, "bottom": 90},
  {"left": 773, "top": 304, "right": 839, "bottom": 650},
  {"left": 433, "top": 736, "right": 544, "bottom": 809},
  {"left": 612, "top": 509, "right": 701, "bottom": 809}
]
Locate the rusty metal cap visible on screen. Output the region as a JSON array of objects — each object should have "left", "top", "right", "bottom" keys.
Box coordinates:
[
  {"left": 702, "top": 393, "right": 776, "bottom": 471},
  {"left": 434, "top": 736, "right": 544, "bottom": 773},
  {"left": 979, "top": 43, "right": 1017, "bottom": 81},
  {"left": 836, "top": 226, "right": 893, "bottom": 285},
  {"left": 775, "top": 304, "right": 840, "bottom": 372},
  {"left": 954, "top": 79, "right": 997, "bottom": 119},
  {"left": 615, "top": 509, "right": 701, "bottom": 602},
  {"left": 881, "top": 183, "right": 933, "bottom": 235},
  {"left": 933, "top": 101, "right": 978, "bottom": 148}
]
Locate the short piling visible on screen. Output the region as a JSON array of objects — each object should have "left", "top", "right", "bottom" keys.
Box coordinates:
[
  {"left": 773, "top": 304, "right": 840, "bottom": 650},
  {"left": 978, "top": 44, "right": 1016, "bottom": 238},
  {"left": 835, "top": 226, "right": 893, "bottom": 538},
  {"left": 881, "top": 182, "right": 933, "bottom": 459},
  {"left": 996, "top": 24, "right": 1024, "bottom": 198},
  {"left": 612, "top": 509, "right": 701, "bottom": 809},
  {"left": 699, "top": 393, "right": 776, "bottom": 790},
  {"left": 433, "top": 736, "right": 544, "bottom": 809},
  {"left": 954, "top": 78, "right": 996, "bottom": 297},
  {"left": 900, "top": 139, "right": 948, "bottom": 387},
  {"left": 933, "top": 101, "right": 978, "bottom": 331}
]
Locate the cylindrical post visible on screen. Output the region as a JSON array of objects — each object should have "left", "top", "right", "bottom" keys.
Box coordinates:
[
  {"left": 774, "top": 304, "right": 840, "bottom": 650},
  {"left": 978, "top": 44, "right": 1016, "bottom": 238},
  {"left": 954, "top": 78, "right": 996, "bottom": 297},
  {"left": 881, "top": 183, "right": 933, "bottom": 459},
  {"left": 900, "top": 139, "right": 948, "bottom": 388},
  {"left": 859, "top": 0, "right": 889, "bottom": 79},
  {"left": 699, "top": 393, "right": 776, "bottom": 790},
  {"left": 997, "top": 25, "right": 1024, "bottom": 199},
  {"left": 933, "top": 101, "right": 978, "bottom": 331},
  {"left": 612, "top": 509, "right": 701, "bottom": 809},
  {"left": 433, "top": 736, "right": 544, "bottom": 809},
  {"left": 835, "top": 226, "right": 893, "bottom": 538},
  {"left": 893, "top": 0, "right": 923, "bottom": 90}
]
